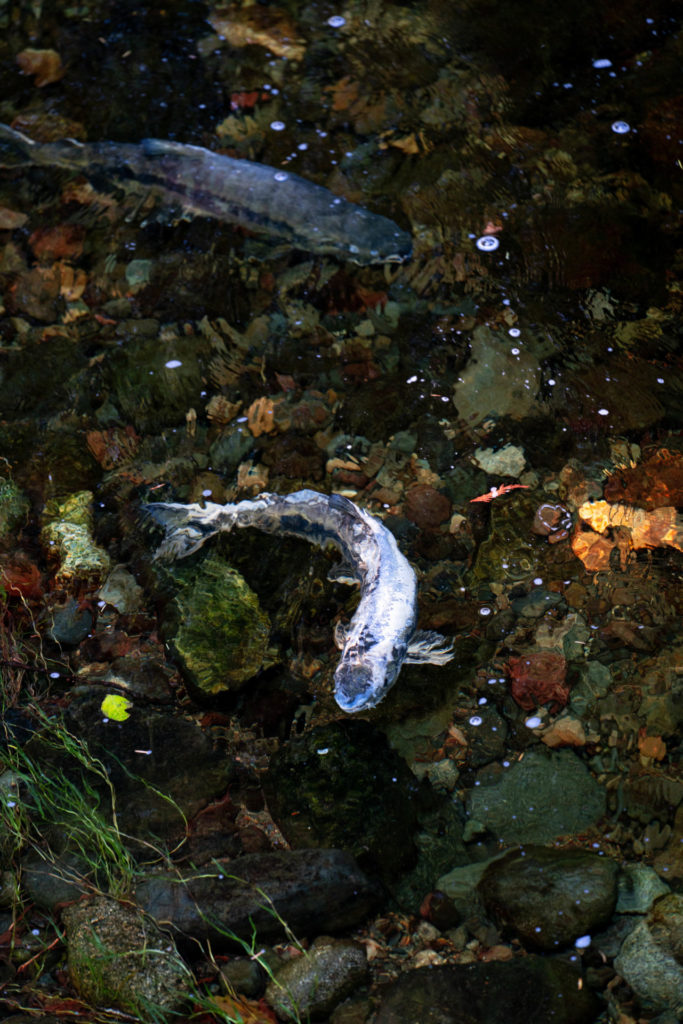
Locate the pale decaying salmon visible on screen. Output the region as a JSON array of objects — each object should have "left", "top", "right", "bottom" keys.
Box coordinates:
[
  {"left": 0, "top": 122, "right": 412, "bottom": 264},
  {"left": 144, "top": 490, "right": 453, "bottom": 712}
]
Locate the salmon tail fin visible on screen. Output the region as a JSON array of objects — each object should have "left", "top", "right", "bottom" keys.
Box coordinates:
[{"left": 141, "top": 501, "right": 236, "bottom": 560}]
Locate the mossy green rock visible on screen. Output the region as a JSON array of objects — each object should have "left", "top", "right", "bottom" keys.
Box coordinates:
[
  {"left": 469, "top": 490, "right": 538, "bottom": 584},
  {"left": 0, "top": 478, "right": 29, "bottom": 541},
  {"left": 265, "top": 936, "right": 368, "bottom": 1022},
  {"left": 63, "top": 895, "right": 190, "bottom": 1016},
  {"left": 169, "top": 552, "right": 271, "bottom": 695},
  {"left": 40, "top": 491, "right": 111, "bottom": 584}
]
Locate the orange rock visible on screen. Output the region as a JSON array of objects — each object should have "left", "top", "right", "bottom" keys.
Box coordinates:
[
  {"left": 541, "top": 716, "right": 587, "bottom": 748},
  {"left": 571, "top": 530, "right": 616, "bottom": 572},
  {"left": 479, "top": 944, "right": 515, "bottom": 962},
  {"left": 638, "top": 733, "right": 666, "bottom": 761},
  {"left": 578, "top": 500, "right": 683, "bottom": 552}
]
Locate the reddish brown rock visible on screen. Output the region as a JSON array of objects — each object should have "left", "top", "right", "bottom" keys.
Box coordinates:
[
  {"left": 507, "top": 651, "right": 569, "bottom": 712},
  {"left": 404, "top": 485, "right": 451, "bottom": 530},
  {"left": 29, "top": 224, "right": 85, "bottom": 262},
  {"left": 604, "top": 449, "right": 683, "bottom": 510}
]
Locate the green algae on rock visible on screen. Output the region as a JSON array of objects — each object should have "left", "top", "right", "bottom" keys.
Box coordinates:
[
  {"left": 40, "top": 490, "right": 111, "bottom": 585},
  {"left": 62, "top": 894, "right": 190, "bottom": 1016},
  {"left": 466, "top": 748, "right": 606, "bottom": 846},
  {"left": 469, "top": 489, "right": 541, "bottom": 584},
  {"left": 0, "top": 477, "right": 29, "bottom": 542},
  {"left": 166, "top": 552, "right": 272, "bottom": 695},
  {"left": 264, "top": 936, "right": 368, "bottom": 1023}
]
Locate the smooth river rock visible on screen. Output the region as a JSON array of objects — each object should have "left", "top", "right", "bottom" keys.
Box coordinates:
[
  {"left": 614, "top": 892, "right": 683, "bottom": 1016},
  {"left": 265, "top": 936, "right": 368, "bottom": 1022},
  {"left": 373, "top": 957, "right": 601, "bottom": 1024},
  {"left": 478, "top": 845, "right": 618, "bottom": 951},
  {"left": 136, "top": 848, "right": 381, "bottom": 946},
  {"left": 466, "top": 748, "right": 606, "bottom": 845}
]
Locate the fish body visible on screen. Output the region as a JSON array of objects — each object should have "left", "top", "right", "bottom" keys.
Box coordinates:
[
  {"left": 0, "top": 122, "right": 412, "bottom": 264},
  {"left": 144, "top": 489, "right": 453, "bottom": 712}
]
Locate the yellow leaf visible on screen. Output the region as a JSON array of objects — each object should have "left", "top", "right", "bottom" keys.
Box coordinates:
[{"left": 100, "top": 694, "right": 132, "bottom": 721}]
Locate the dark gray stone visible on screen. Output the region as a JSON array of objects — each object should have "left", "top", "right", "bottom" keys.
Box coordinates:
[
  {"left": 374, "top": 958, "right": 601, "bottom": 1024},
  {"left": 219, "top": 956, "right": 269, "bottom": 998},
  {"left": 60, "top": 696, "right": 232, "bottom": 841},
  {"left": 263, "top": 720, "right": 420, "bottom": 879},
  {"left": 478, "top": 845, "right": 618, "bottom": 951},
  {"left": 47, "top": 598, "right": 93, "bottom": 645},
  {"left": 21, "top": 851, "right": 92, "bottom": 912},
  {"left": 136, "top": 848, "right": 381, "bottom": 945}
]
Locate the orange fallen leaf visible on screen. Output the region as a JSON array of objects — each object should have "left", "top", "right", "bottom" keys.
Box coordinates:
[
  {"left": 206, "top": 394, "right": 242, "bottom": 424},
  {"left": 246, "top": 396, "right": 281, "bottom": 437},
  {"left": 230, "top": 89, "right": 270, "bottom": 111},
  {"left": 16, "top": 48, "right": 65, "bottom": 87},
  {"left": 1, "top": 558, "right": 43, "bottom": 600},
  {"left": 275, "top": 372, "right": 297, "bottom": 392},
  {"left": 86, "top": 426, "right": 140, "bottom": 469},
  {"left": 29, "top": 224, "right": 85, "bottom": 262},
  {"left": 571, "top": 530, "right": 616, "bottom": 572},
  {"left": 208, "top": 993, "right": 278, "bottom": 1022},
  {"left": 58, "top": 263, "right": 88, "bottom": 302},
  {"left": 329, "top": 75, "right": 361, "bottom": 112},
  {"left": 209, "top": 6, "right": 305, "bottom": 60},
  {"left": 470, "top": 483, "right": 530, "bottom": 503}
]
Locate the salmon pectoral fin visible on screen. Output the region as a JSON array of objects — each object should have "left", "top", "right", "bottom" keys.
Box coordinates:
[{"left": 405, "top": 630, "right": 454, "bottom": 665}]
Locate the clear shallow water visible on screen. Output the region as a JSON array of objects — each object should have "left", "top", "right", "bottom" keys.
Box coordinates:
[{"left": 0, "top": 1, "right": 681, "bottom": 1021}]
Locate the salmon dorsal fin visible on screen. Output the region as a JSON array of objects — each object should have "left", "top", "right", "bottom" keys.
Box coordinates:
[{"left": 141, "top": 138, "right": 207, "bottom": 160}]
